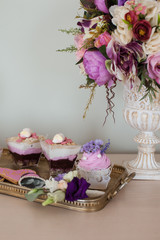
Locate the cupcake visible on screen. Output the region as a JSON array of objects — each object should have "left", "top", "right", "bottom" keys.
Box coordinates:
[
  {"left": 77, "top": 139, "right": 111, "bottom": 190},
  {"left": 7, "top": 128, "right": 45, "bottom": 167},
  {"left": 40, "top": 133, "right": 81, "bottom": 176}
]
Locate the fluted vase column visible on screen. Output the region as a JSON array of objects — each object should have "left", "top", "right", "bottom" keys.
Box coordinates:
[{"left": 123, "top": 79, "right": 160, "bottom": 180}]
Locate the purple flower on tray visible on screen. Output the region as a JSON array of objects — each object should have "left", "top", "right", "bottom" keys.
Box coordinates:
[
  {"left": 54, "top": 173, "right": 65, "bottom": 181},
  {"left": 94, "top": 139, "right": 104, "bottom": 146},
  {"left": 65, "top": 177, "right": 90, "bottom": 201}
]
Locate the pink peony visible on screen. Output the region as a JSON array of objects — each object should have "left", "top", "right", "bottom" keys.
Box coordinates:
[
  {"left": 94, "top": 0, "right": 109, "bottom": 13},
  {"left": 83, "top": 50, "right": 113, "bottom": 86},
  {"left": 74, "top": 34, "right": 86, "bottom": 60},
  {"left": 147, "top": 52, "right": 160, "bottom": 84},
  {"left": 94, "top": 31, "right": 111, "bottom": 48}
]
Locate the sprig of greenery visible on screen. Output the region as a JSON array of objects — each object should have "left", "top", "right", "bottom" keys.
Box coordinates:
[
  {"left": 158, "top": 14, "right": 160, "bottom": 25},
  {"left": 138, "top": 64, "right": 158, "bottom": 101},
  {"left": 59, "top": 28, "right": 81, "bottom": 35},
  {"left": 57, "top": 45, "right": 77, "bottom": 53}
]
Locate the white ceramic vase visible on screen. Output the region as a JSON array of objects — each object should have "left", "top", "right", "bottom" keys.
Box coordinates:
[{"left": 123, "top": 78, "right": 160, "bottom": 180}]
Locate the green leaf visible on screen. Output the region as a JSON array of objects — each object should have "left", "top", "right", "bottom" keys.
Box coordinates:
[
  {"left": 149, "top": 92, "right": 153, "bottom": 102},
  {"left": 158, "top": 14, "right": 160, "bottom": 25},
  {"left": 139, "top": 13, "right": 145, "bottom": 20},
  {"left": 140, "top": 92, "right": 148, "bottom": 101},
  {"left": 99, "top": 45, "right": 108, "bottom": 59},
  {"left": 122, "top": 19, "right": 132, "bottom": 28},
  {"left": 128, "top": 25, "right": 132, "bottom": 30},
  {"left": 76, "top": 57, "right": 83, "bottom": 65},
  {"left": 105, "top": 59, "right": 112, "bottom": 70},
  {"left": 151, "top": 88, "right": 156, "bottom": 98},
  {"left": 25, "top": 189, "right": 44, "bottom": 202},
  {"left": 86, "top": 76, "right": 95, "bottom": 85},
  {"left": 80, "top": 0, "right": 95, "bottom": 10},
  {"left": 138, "top": 78, "right": 144, "bottom": 92}
]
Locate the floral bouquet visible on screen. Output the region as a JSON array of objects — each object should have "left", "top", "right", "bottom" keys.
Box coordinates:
[
  {"left": 25, "top": 170, "right": 90, "bottom": 206},
  {"left": 60, "top": 0, "right": 160, "bottom": 122}
]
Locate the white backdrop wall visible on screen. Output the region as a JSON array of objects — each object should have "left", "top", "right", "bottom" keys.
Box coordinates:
[{"left": 0, "top": 0, "right": 160, "bottom": 153}]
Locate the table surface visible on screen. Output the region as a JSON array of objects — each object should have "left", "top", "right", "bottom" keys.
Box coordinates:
[{"left": 0, "top": 154, "right": 160, "bottom": 240}]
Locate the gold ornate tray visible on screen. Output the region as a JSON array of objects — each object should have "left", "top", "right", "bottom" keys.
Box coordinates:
[{"left": 0, "top": 150, "right": 135, "bottom": 212}]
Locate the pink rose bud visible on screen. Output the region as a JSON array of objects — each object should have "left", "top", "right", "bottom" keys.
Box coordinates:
[{"left": 94, "top": 32, "right": 111, "bottom": 48}]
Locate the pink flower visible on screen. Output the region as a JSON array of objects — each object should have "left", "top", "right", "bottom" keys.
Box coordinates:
[
  {"left": 147, "top": 52, "right": 160, "bottom": 84},
  {"left": 126, "top": 0, "right": 135, "bottom": 5},
  {"left": 94, "top": 31, "right": 111, "bottom": 48},
  {"left": 125, "top": 10, "right": 138, "bottom": 25},
  {"left": 74, "top": 34, "right": 86, "bottom": 60},
  {"left": 134, "top": 4, "right": 146, "bottom": 15}
]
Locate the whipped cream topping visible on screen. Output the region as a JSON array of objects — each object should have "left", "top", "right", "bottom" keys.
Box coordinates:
[
  {"left": 52, "top": 133, "right": 65, "bottom": 144},
  {"left": 20, "top": 128, "right": 32, "bottom": 138},
  {"left": 79, "top": 150, "right": 111, "bottom": 171}
]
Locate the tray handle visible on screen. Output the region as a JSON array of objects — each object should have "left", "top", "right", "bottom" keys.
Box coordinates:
[{"left": 107, "top": 172, "right": 135, "bottom": 200}]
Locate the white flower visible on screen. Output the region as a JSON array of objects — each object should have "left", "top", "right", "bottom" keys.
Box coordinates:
[
  {"left": 109, "top": 6, "right": 129, "bottom": 26},
  {"left": 134, "top": 0, "right": 160, "bottom": 26},
  {"left": 143, "top": 28, "right": 160, "bottom": 55},
  {"left": 47, "top": 190, "right": 65, "bottom": 203},
  {"left": 44, "top": 177, "right": 58, "bottom": 193},
  {"left": 58, "top": 180, "right": 68, "bottom": 190},
  {"left": 63, "top": 170, "right": 78, "bottom": 182},
  {"left": 111, "top": 26, "right": 133, "bottom": 45},
  {"left": 109, "top": 5, "right": 133, "bottom": 44}
]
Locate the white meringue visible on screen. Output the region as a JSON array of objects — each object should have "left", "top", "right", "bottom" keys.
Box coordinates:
[
  {"left": 20, "top": 128, "right": 32, "bottom": 138},
  {"left": 52, "top": 133, "right": 65, "bottom": 144}
]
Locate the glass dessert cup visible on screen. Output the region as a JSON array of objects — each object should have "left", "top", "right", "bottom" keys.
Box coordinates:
[
  {"left": 41, "top": 140, "right": 81, "bottom": 177},
  {"left": 48, "top": 156, "right": 77, "bottom": 177},
  {"left": 11, "top": 152, "right": 41, "bottom": 168}
]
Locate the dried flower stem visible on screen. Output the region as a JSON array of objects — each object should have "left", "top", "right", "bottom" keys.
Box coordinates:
[
  {"left": 103, "top": 82, "right": 116, "bottom": 125},
  {"left": 81, "top": 83, "right": 97, "bottom": 119}
]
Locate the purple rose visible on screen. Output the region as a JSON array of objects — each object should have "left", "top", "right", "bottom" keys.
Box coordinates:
[
  {"left": 83, "top": 50, "right": 113, "bottom": 86},
  {"left": 106, "top": 40, "right": 143, "bottom": 80},
  {"left": 147, "top": 52, "right": 160, "bottom": 85},
  {"left": 65, "top": 177, "right": 90, "bottom": 201},
  {"left": 94, "top": 0, "right": 109, "bottom": 13}
]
